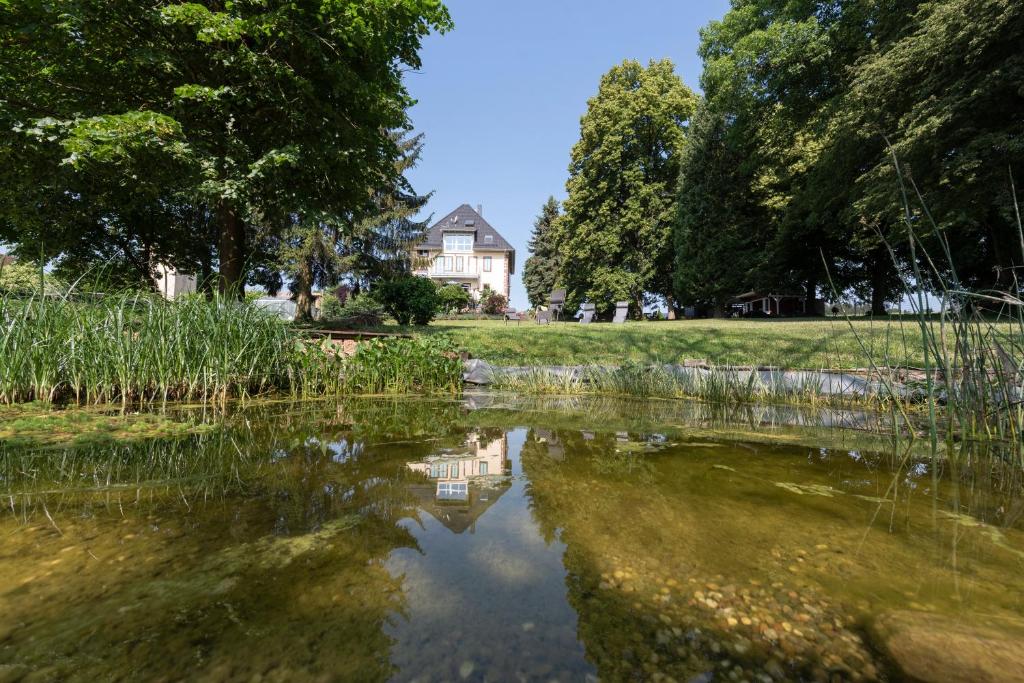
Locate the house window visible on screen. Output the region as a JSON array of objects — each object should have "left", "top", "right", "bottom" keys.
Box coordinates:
[
  {"left": 434, "top": 256, "right": 443, "bottom": 273},
  {"left": 479, "top": 461, "right": 488, "bottom": 475},
  {"left": 450, "top": 462, "right": 458, "bottom": 478},
  {"left": 418, "top": 250, "right": 429, "bottom": 258},
  {"left": 444, "top": 234, "right": 473, "bottom": 252},
  {"left": 445, "top": 256, "right": 453, "bottom": 272},
  {"left": 483, "top": 235, "right": 494, "bottom": 244},
  {"left": 456, "top": 256, "right": 464, "bottom": 272},
  {"left": 438, "top": 482, "right": 468, "bottom": 500},
  {"left": 483, "top": 256, "right": 492, "bottom": 272}
]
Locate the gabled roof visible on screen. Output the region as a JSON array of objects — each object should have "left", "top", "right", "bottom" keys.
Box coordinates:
[{"left": 420, "top": 204, "right": 516, "bottom": 273}]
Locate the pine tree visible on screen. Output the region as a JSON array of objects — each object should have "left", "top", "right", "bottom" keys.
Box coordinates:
[{"left": 522, "top": 197, "right": 561, "bottom": 309}]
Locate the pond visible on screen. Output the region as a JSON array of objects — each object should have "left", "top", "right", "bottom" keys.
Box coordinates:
[{"left": 2, "top": 396, "right": 1023, "bottom": 682}]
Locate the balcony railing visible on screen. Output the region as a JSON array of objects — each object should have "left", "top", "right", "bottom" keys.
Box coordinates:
[{"left": 420, "top": 270, "right": 480, "bottom": 279}]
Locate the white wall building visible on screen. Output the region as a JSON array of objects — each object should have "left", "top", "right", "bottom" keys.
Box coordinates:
[
  {"left": 154, "top": 265, "right": 197, "bottom": 300},
  {"left": 412, "top": 204, "right": 515, "bottom": 302}
]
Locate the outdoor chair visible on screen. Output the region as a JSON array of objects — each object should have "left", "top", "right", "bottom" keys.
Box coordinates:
[
  {"left": 612, "top": 301, "right": 629, "bottom": 324},
  {"left": 503, "top": 308, "right": 523, "bottom": 326},
  {"left": 548, "top": 289, "right": 566, "bottom": 321},
  {"left": 578, "top": 303, "right": 596, "bottom": 324},
  {"left": 535, "top": 310, "right": 551, "bottom": 324}
]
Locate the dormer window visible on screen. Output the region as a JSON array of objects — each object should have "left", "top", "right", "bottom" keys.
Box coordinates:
[
  {"left": 444, "top": 233, "right": 473, "bottom": 252},
  {"left": 483, "top": 234, "right": 494, "bottom": 245}
]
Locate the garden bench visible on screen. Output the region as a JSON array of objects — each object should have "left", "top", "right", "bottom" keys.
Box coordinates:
[{"left": 503, "top": 308, "right": 524, "bottom": 326}]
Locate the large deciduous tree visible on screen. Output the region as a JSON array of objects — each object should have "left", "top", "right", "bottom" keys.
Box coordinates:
[
  {"left": 556, "top": 59, "right": 698, "bottom": 316},
  {"left": 673, "top": 103, "right": 768, "bottom": 316},
  {"left": 0, "top": 1, "right": 451, "bottom": 295},
  {"left": 522, "top": 197, "right": 561, "bottom": 309}
]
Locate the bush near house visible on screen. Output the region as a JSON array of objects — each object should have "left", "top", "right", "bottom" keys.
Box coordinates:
[
  {"left": 478, "top": 286, "right": 507, "bottom": 315},
  {"left": 372, "top": 275, "right": 439, "bottom": 326},
  {"left": 438, "top": 284, "right": 471, "bottom": 314}
]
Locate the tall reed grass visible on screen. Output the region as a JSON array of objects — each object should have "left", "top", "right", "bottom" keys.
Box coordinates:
[
  {"left": 845, "top": 155, "right": 1024, "bottom": 470},
  {"left": 0, "top": 293, "right": 463, "bottom": 404}
]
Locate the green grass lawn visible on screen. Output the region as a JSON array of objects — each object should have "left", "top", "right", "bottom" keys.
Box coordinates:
[{"left": 397, "top": 317, "right": 969, "bottom": 369}]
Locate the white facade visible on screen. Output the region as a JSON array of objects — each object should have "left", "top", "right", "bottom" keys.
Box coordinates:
[
  {"left": 414, "top": 246, "right": 511, "bottom": 301},
  {"left": 412, "top": 204, "right": 515, "bottom": 303},
  {"left": 154, "top": 265, "right": 197, "bottom": 300}
]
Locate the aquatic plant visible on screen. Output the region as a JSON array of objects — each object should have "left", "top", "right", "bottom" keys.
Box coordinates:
[
  {"left": 337, "top": 337, "right": 463, "bottom": 395},
  {"left": 842, "top": 157, "right": 1024, "bottom": 470},
  {"left": 0, "top": 293, "right": 463, "bottom": 404}
]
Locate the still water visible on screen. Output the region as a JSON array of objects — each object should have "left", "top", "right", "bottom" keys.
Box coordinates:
[{"left": 1, "top": 396, "right": 1023, "bottom": 682}]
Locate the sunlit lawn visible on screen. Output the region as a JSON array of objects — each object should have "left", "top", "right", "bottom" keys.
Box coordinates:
[{"left": 401, "top": 317, "right": 974, "bottom": 369}]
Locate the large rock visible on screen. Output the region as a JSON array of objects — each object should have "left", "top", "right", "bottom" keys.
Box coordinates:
[{"left": 871, "top": 610, "right": 1024, "bottom": 682}]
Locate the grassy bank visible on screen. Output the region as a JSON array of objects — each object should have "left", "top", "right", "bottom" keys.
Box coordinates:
[
  {"left": 0, "top": 294, "right": 462, "bottom": 404},
  {"left": 400, "top": 317, "right": 1015, "bottom": 369}
]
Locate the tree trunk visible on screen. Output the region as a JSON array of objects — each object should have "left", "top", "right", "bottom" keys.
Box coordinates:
[
  {"left": 869, "top": 252, "right": 889, "bottom": 316},
  {"left": 804, "top": 277, "right": 818, "bottom": 316},
  {"left": 712, "top": 298, "right": 727, "bottom": 318},
  {"left": 293, "top": 259, "right": 315, "bottom": 321},
  {"left": 218, "top": 201, "right": 246, "bottom": 298},
  {"left": 664, "top": 293, "right": 677, "bottom": 320}
]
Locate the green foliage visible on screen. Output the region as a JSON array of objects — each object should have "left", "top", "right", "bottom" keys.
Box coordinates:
[
  {"left": 556, "top": 60, "right": 698, "bottom": 314},
  {"left": 682, "top": 0, "right": 1022, "bottom": 314},
  {"left": 523, "top": 197, "right": 562, "bottom": 308},
  {"left": 0, "top": 1, "right": 452, "bottom": 292},
  {"left": 437, "top": 284, "right": 471, "bottom": 314},
  {"left": 339, "top": 337, "right": 463, "bottom": 395},
  {"left": 373, "top": 276, "right": 439, "bottom": 326},
  {"left": 479, "top": 287, "right": 508, "bottom": 315},
  {"left": 0, "top": 260, "right": 61, "bottom": 295},
  {"left": 0, "top": 293, "right": 296, "bottom": 404},
  {"left": 673, "top": 103, "right": 767, "bottom": 315},
  {"left": 340, "top": 133, "right": 433, "bottom": 287},
  {"left": 323, "top": 294, "right": 385, "bottom": 328}
]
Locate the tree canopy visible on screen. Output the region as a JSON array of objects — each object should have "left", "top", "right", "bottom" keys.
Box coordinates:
[
  {"left": 522, "top": 197, "right": 561, "bottom": 309},
  {"left": 669, "top": 0, "right": 1023, "bottom": 314},
  {"left": 554, "top": 59, "right": 699, "bottom": 316},
  {"left": 0, "top": 0, "right": 451, "bottom": 295}
]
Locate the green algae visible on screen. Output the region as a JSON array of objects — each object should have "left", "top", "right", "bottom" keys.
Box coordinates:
[{"left": 0, "top": 403, "right": 212, "bottom": 448}]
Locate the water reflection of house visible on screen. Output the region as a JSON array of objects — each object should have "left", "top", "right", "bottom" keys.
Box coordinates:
[{"left": 407, "top": 432, "right": 511, "bottom": 534}]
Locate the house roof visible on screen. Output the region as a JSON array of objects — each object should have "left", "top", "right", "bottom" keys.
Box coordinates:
[{"left": 420, "top": 204, "right": 516, "bottom": 273}]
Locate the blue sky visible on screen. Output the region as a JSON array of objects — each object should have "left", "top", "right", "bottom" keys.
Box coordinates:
[{"left": 403, "top": 0, "right": 731, "bottom": 308}]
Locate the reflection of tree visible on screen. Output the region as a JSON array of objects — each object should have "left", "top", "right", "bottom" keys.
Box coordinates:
[
  {"left": 0, "top": 398, "right": 479, "bottom": 682},
  {"left": 520, "top": 428, "right": 667, "bottom": 679}
]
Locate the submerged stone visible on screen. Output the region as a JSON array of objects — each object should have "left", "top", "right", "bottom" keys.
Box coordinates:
[{"left": 870, "top": 611, "right": 1024, "bottom": 683}]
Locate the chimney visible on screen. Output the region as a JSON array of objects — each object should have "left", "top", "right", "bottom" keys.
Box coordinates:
[{"left": 476, "top": 204, "right": 483, "bottom": 216}]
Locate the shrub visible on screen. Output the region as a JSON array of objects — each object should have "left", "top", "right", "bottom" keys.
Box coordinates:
[
  {"left": 321, "top": 294, "right": 344, "bottom": 320},
  {"left": 480, "top": 288, "right": 508, "bottom": 315},
  {"left": 330, "top": 295, "right": 384, "bottom": 327},
  {"left": 372, "top": 276, "right": 439, "bottom": 326},
  {"left": 0, "top": 260, "right": 64, "bottom": 296},
  {"left": 438, "top": 284, "right": 471, "bottom": 314}
]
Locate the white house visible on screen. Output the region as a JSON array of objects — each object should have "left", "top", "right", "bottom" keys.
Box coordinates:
[{"left": 412, "top": 204, "right": 515, "bottom": 302}]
